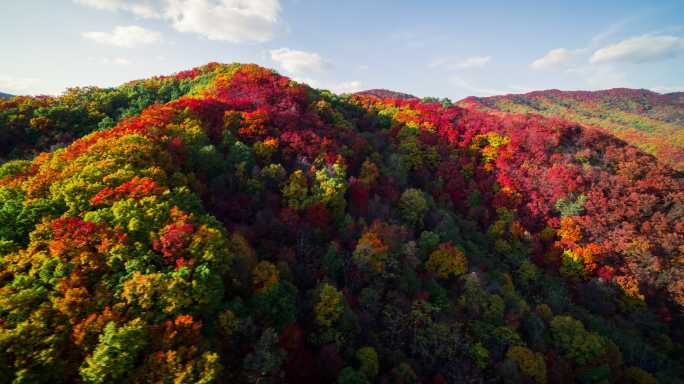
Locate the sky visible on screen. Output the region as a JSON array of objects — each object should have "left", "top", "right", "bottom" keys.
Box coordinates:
[{"left": 1, "top": 0, "right": 683, "bottom": 99}]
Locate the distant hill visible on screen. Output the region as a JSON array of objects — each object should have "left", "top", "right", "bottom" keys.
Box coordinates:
[
  {"left": 355, "top": 88, "right": 417, "bottom": 100},
  {"left": 0, "top": 91, "right": 13, "bottom": 100},
  {"left": 667, "top": 91, "right": 684, "bottom": 103},
  {"left": 458, "top": 88, "right": 684, "bottom": 170}
]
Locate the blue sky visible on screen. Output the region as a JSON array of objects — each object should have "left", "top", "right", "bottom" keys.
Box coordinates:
[{"left": 1, "top": 0, "right": 683, "bottom": 99}]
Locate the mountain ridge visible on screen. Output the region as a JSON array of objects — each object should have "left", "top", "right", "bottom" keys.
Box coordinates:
[
  {"left": 462, "top": 87, "right": 683, "bottom": 99},
  {"left": 458, "top": 87, "right": 684, "bottom": 170},
  {"left": 354, "top": 88, "right": 418, "bottom": 100}
]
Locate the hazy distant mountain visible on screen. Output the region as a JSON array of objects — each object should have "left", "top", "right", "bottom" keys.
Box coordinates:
[
  {"left": 0, "top": 91, "right": 13, "bottom": 99},
  {"left": 355, "top": 88, "right": 417, "bottom": 100}
]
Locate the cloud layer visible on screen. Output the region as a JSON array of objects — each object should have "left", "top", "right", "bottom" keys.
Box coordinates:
[
  {"left": 165, "top": 0, "right": 281, "bottom": 43},
  {"left": 333, "top": 80, "right": 364, "bottom": 93},
  {"left": 83, "top": 25, "right": 161, "bottom": 47},
  {"left": 75, "top": 0, "right": 282, "bottom": 43},
  {"left": 270, "top": 48, "right": 330, "bottom": 75},
  {"left": 87, "top": 56, "right": 131, "bottom": 65},
  {"left": 531, "top": 48, "right": 578, "bottom": 70},
  {"left": 0, "top": 74, "right": 41, "bottom": 94},
  {"left": 74, "top": 0, "right": 161, "bottom": 18},
  {"left": 430, "top": 56, "right": 491, "bottom": 70},
  {"left": 590, "top": 34, "right": 684, "bottom": 64}
]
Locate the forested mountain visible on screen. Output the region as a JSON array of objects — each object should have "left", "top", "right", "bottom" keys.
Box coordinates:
[
  {"left": 0, "top": 63, "right": 234, "bottom": 162},
  {"left": 0, "top": 92, "right": 13, "bottom": 100},
  {"left": 458, "top": 89, "right": 684, "bottom": 171},
  {"left": 355, "top": 89, "right": 418, "bottom": 100},
  {"left": 0, "top": 63, "right": 682, "bottom": 383}
]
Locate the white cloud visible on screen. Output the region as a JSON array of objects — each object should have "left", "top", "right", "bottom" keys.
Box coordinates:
[
  {"left": 0, "top": 74, "right": 42, "bottom": 95},
  {"left": 590, "top": 34, "right": 684, "bottom": 64},
  {"left": 82, "top": 25, "right": 162, "bottom": 47},
  {"left": 333, "top": 80, "right": 364, "bottom": 93},
  {"left": 590, "top": 18, "right": 634, "bottom": 44},
  {"left": 270, "top": 48, "right": 330, "bottom": 75},
  {"left": 127, "top": 2, "right": 160, "bottom": 18},
  {"left": 88, "top": 56, "right": 131, "bottom": 65},
  {"left": 164, "top": 0, "right": 282, "bottom": 43},
  {"left": 430, "top": 56, "right": 491, "bottom": 70},
  {"left": 458, "top": 56, "right": 491, "bottom": 69},
  {"left": 74, "top": 0, "right": 161, "bottom": 18},
  {"left": 74, "top": 0, "right": 125, "bottom": 10},
  {"left": 75, "top": 0, "right": 283, "bottom": 43},
  {"left": 531, "top": 48, "right": 579, "bottom": 70}
]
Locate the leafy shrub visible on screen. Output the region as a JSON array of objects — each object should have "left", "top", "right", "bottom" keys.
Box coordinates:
[{"left": 425, "top": 242, "right": 468, "bottom": 279}]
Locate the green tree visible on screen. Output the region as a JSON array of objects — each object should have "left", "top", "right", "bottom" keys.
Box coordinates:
[
  {"left": 243, "top": 328, "right": 286, "bottom": 383},
  {"left": 550, "top": 315, "right": 606, "bottom": 366},
  {"left": 252, "top": 281, "right": 298, "bottom": 330},
  {"left": 506, "top": 346, "right": 547, "bottom": 384},
  {"left": 79, "top": 319, "right": 148, "bottom": 384},
  {"left": 398, "top": 188, "right": 428, "bottom": 226},
  {"left": 312, "top": 159, "right": 348, "bottom": 217},
  {"left": 418, "top": 230, "right": 440, "bottom": 259},
  {"left": 315, "top": 283, "right": 344, "bottom": 327},
  {"left": 356, "top": 346, "right": 379, "bottom": 380},
  {"left": 392, "top": 362, "right": 418, "bottom": 384},
  {"left": 338, "top": 367, "right": 370, "bottom": 384},
  {"left": 554, "top": 194, "right": 587, "bottom": 217},
  {"left": 282, "top": 170, "right": 310, "bottom": 210}
]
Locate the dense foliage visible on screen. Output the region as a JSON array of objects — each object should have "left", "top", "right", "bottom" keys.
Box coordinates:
[
  {"left": 0, "top": 63, "right": 682, "bottom": 383},
  {"left": 459, "top": 89, "right": 684, "bottom": 170},
  {"left": 0, "top": 63, "right": 242, "bottom": 161}
]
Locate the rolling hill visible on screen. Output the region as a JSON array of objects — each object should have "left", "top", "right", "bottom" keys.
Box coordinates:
[
  {"left": 354, "top": 89, "right": 418, "bottom": 100},
  {"left": 458, "top": 88, "right": 684, "bottom": 171},
  {"left": 0, "top": 63, "right": 682, "bottom": 383},
  {"left": 0, "top": 92, "right": 13, "bottom": 100}
]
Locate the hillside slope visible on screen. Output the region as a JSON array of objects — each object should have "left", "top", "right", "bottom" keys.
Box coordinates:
[
  {"left": 458, "top": 88, "right": 684, "bottom": 170},
  {"left": 0, "top": 92, "right": 12, "bottom": 100},
  {"left": 0, "top": 63, "right": 682, "bottom": 383},
  {"left": 0, "top": 63, "right": 241, "bottom": 162}
]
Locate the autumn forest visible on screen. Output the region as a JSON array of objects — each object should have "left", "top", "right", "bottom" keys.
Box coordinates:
[{"left": 0, "top": 63, "right": 683, "bottom": 383}]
